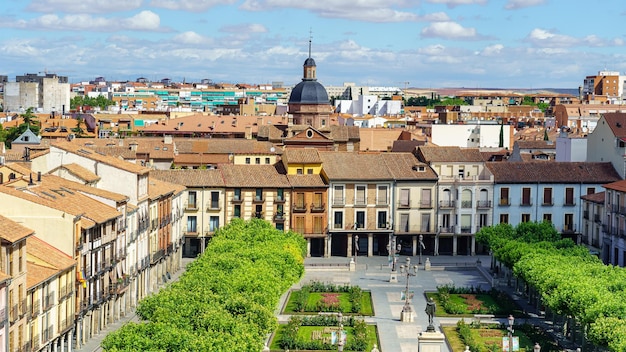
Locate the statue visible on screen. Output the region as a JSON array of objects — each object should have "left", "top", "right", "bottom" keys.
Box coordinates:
[{"left": 425, "top": 297, "right": 436, "bottom": 332}]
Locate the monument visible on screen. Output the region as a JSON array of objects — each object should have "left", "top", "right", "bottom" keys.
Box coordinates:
[{"left": 418, "top": 297, "right": 445, "bottom": 352}]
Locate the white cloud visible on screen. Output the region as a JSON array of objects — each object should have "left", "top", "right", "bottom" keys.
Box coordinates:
[
  {"left": 27, "top": 0, "right": 143, "bottom": 14},
  {"left": 525, "top": 28, "right": 580, "bottom": 48},
  {"left": 475, "top": 44, "right": 504, "bottom": 56},
  {"left": 172, "top": 31, "right": 213, "bottom": 45},
  {"left": 425, "top": 0, "right": 487, "bottom": 8},
  {"left": 2, "top": 10, "right": 162, "bottom": 32},
  {"left": 149, "top": 0, "right": 237, "bottom": 11},
  {"left": 504, "top": 0, "right": 546, "bottom": 10},
  {"left": 421, "top": 21, "right": 479, "bottom": 40},
  {"left": 220, "top": 23, "right": 268, "bottom": 33},
  {"left": 419, "top": 12, "right": 451, "bottom": 22},
  {"left": 240, "top": 0, "right": 419, "bottom": 22}
]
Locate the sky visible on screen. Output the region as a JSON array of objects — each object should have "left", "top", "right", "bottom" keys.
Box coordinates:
[{"left": 1, "top": 0, "right": 626, "bottom": 89}]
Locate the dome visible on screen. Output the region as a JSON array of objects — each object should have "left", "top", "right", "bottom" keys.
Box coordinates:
[
  {"left": 304, "top": 57, "right": 316, "bottom": 67},
  {"left": 288, "top": 80, "right": 329, "bottom": 105}
]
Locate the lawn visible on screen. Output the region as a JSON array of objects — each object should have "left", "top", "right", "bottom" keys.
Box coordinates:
[
  {"left": 442, "top": 322, "right": 561, "bottom": 352},
  {"left": 284, "top": 290, "right": 374, "bottom": 316},
  {"left": 425, "top": 291, "right": 524, "bottom": 317},
  {"left": 270, "top": 324, "right": 378, "bottom": 351}
]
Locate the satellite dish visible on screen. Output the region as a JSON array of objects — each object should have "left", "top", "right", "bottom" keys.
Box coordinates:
[{"left": 270, "top": 147, "right": 275, "bottom": 153}]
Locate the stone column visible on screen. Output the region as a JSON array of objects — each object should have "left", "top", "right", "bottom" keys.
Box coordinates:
[
  {"left": 412, "top": 235, "right": 417, "bottom": 256},
  {"left": 306, "top": 238, "right": 311, "bottom": 257},
  {"left": 367, "top": 233, "right": 374, "bottom": 257},
  {"left": 471, "top": 236, "right": 476, "bottom": 256},
  {"left": 452, "top": 235, "right": 458, "bottom": 256},
  {"left": 347, "top": 233, "right": 353, "bottom": 258},
  {"left": 67, "top": 330, "right": 73, "bottom": 352},
  {"left": 326, "top": 234, "right": 332, "bottom": 257}
]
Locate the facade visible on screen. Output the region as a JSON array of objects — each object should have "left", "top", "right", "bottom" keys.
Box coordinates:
[
  {"left": 580, "top": 191, "right": 605, "bottom": 257},
  {"left": 603, "top": 181, "right": 626, "bottom": 267},
  {"left": 488, "top": 162, "right": 620, "bottom": 241},
  {"left": 3, "top": 74, "right": 71, "bottom": 114},
  {"left": 582, "top": 70, "right": 626, "bottom": 104},
  {"left": 555, "top": 132, "right": 587, "bottom": 162},
  {"left": 429, "top": 123, "right": 512, "bottom": 149},
  {"left": 334, "top": 95, "right": 402, "bottom": 117},
  {"left": 416, "top": 146, "right": 494, "bottom": 256},
  {"left": 587, "top": 112, "right": 626, "bottom": 178}
]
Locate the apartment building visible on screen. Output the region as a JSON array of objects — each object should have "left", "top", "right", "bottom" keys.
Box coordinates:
[
  {"left": 0, "top": 215, "right": 32, "bottom": 352},
  {"left": 580, "top": 191, "right": 605, "bottom": 257},
  {"left": 3, "top": 73, "right": 71, "bottom": 114},
  {"left": 603, "top": 180, "right": 626, "bottom": 266},
  {"left": 587, "top": 112, "right": 626, "bottom": 178},
  {"left": 0, "top": 271, "right": 10, "bottom": 351},
  {"left": 488, "top": 162, "right": 620, "bottom": 241},
  {"left": 320, "top": 152, "right": 396, "bottom": 257},
  {"left": 282, "top": 148, "right": 328, "bottom": 257},
  {"left": 26, "top": 236, "right": 75, "bottom": 352},
  {"left": 416, "top": 146, "right": 494, "bottom": 256}
]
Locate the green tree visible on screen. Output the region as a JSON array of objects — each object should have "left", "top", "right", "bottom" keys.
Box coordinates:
[
  {"left": 71, "top": 116, "right": 85, "bottom": 137},
  {"left": 70, "top": 95, "right": 115, "bottom": 110}
]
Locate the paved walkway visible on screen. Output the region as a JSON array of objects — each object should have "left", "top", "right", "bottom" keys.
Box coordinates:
[{"left": 75, "top": 258, "right": 194, "bottom": 352}]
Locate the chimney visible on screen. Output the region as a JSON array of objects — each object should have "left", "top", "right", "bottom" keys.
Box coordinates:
[
  {"left": 37, "top": 171, "right": 41, "bottom": 182},
  {"left": 245, "top": 126, "right": 252, "bottom": 140}
]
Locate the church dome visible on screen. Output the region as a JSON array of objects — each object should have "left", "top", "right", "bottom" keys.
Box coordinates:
[
  {"left": 289, "top": 80, "right": 329, "bottom": 105},
  {"left": 304, "top": 57, "right": 316, "bottom": 67}
]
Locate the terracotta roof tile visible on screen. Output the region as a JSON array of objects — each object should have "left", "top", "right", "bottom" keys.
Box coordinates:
[
  {"left": 359, "top": 129, "right": 404, "bottom": 151},
  {"left": 417, "top": 146, "right": 484, "bottom": 163},
  {"left": 604, "top": 179, "right": 626, "bottom": 193},
  {"left": 581, "top": 191, "right": 605, "bottom": 203},
  {"left": 391, "top": 140, "right": 426, "bottom": 153},
  {"left": 148, "top": 177, "right": 185, "bottom": 199},
  {"left": 27, "top": 235, "right": 75, "bottom": 272},
  {"left": 51, "top": 141, "right": 150, "bottom": 175},
  {"left": 603, "top": 113, "right": 626, "bottom": 138},
  {"left": 286, "top": 174, "right": 327, "bottom": 188},
  {"left": 173, "top": 153, "right": 230, "bottom": 165},
  {"left": 319, "top": 152, "right": 393, "bottom": 180},
  {"left": 45, "top": 174, "right": 128, "bottom": 203},
  {"left": 283, "top": 148, "right": 321, "bottom": 164},
  {"left": 0, "top": 214, "right": 33, "bottom": 243},
  {"left": 150, "top": 169, "right": 225, "bottom": 187},
  {"left": 220, "top": 164, "right": 290, "bottom": 188},
  {"left": 515, "top": 140, "right": 556, "bottom": 149},
  {"left": 380, "top": 153, "right": 439, "bottom": 180},
  {"left": 487, "top": 162, "right": 620, "bottom": 184},
  {"left": 52, "top": 163, "right": 101, "bottom": 183}
]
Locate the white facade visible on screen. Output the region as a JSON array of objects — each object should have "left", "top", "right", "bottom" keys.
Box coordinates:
[
  {"left": 556, "top": 135, "right": 588, "bottom": 162},
  {"left": 430, "top": 124, "right": 512, "bottom": 149},
  {"left": 587, "top": 115, "right": 626, "bottom": 178},
  {"left": 3, "top": 75, "right": 70, "bottom": 114},
  {"left": 334, "top": 95, "right": 402, "bottom": 117}
]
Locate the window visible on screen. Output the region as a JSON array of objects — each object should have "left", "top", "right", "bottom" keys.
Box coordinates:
[
  {"left": 461, "top": 189, "right": 472, "bottom": 208},
  {"left": 255, "top": 188, "right": 263, "bottom": 201},
  {"left": 421, "top": 188, "right": 432, "bottom": 208},
  {"left": 521, "top": 213, "right": 531, "bottom": 222},
  {"left": 234, "top": 188, "right": 241, "bottom": 201},
  {"left": 277, "top": 188, "right": 284, "bottom": 202},
  {"left": 377, "top": 185, "right": 388, "bottom": 205},
  {"left": 313, "top": 192, "right": 323, "bottom": 209},
  {"left": 18, "top": 243, "right": 23, "bottom": 273},
  {"left": 307, "top": 169, "right": 313, "bottom": 174},
  {"left": 543, "top": 213, "right": 552, "bottom": 223},
  {"left": 333, "top": 211, "right": 343, "bottom": 229},
  {"left": 276, "top": 204, "right": 284, "bottom": 216},
  {"left": 500, "top": 214, "right": 509, "bottom": 224},
  {"left": 255, "top": 157, "right": 260, "bottom": 164},
  {"left": 564, "top": 213, "right": 574, "bottom": 231},
  {"left": 565, "top": 187, "right": 575, "bottom": 205},
  {"left": 313, "top": 216, "right": 324, "bottom": 233},
  {"left": 587, "top": 187, "right": 595, "bottom": 195},
  {"left": 297, "top": 168, "right": 303, "bottom": 174},
  {"left": 209, "top": 216, "right": 219, "bottom": 232},
  {"left": 355, "top": 211, "right": 365, "bottom": 229},
  {"left": 333, "top": 185, "right": 344, "bottom": 205},
  {"left": 458, "top": 167, "right": 465, "bottom": 179},
  {"left": 543, "top": 187, "right": 552, "bottom": 205},
  {"left": 245, "top": 157, "right": 251, "bottom": 164},
  {"left": 187, "top": 216, "right": 197, "bottom": 233},
  {"left": 441, "top": 214, "right": 451, "bottom": 232},
  {"left": 479, "top": 214, "right": 488, "bottom": 228},
  {"left": 500, "top": 188, "right": 509, "bottom": 205},
  {"left": 294, "top": 192, "right": 305, "bottom": 210},
  {"left": 265, "top": 157, "right": 270, "bottom": 164},
  {"left": 294, "top": 216, "right": 305, "bottom": 233},
  {"left": 377, "top": 211, "right": 387, "bottom": 229},
  {"left": 276, "top": 223, "right": 284, "bottom": 231},
  {"left": 9, "top": 249, "right": 14, "bottom": 276},
  {"left": 521, "top": 187, "right": 531, "bottom": 206},
  {"left": 255, "top": 205, "right": 263, "bottom": 218},
  {"left": 421, "top": 213, "right": 431, "bottom": 232},
  {"left": 234, "top": 205, "right": 241, "bottom": 218},
  {"left": 460, "top": 214, "right": 471, "bottom": 233},
  {"left": 187, "top": 191, "right": 197, "bottom": 208},
  {"left": 399, "top": 188, "right": 410, "bottom": 208},
  {"left": 399, "top": 214, "right": 409, "bottom": 232},
  {"left": 210, "top": 191, "right": 219, "bottom": 209},
  {"left": 355, "top": 185, "right": 366, "bottom": 205}
]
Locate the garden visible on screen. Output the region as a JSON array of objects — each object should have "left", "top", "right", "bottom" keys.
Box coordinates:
[
  {"left": 425, "top": 284, "right": 524, "bottom": 317},
  {"left": 283, "top": 281, "right": 374, "bottom": 316}
]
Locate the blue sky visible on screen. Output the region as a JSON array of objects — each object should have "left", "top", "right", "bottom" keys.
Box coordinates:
[{"left": 1, "top": 0, "right": 625, "bottom": 89}]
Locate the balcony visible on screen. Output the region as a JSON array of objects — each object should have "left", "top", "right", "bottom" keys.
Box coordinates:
[
  {"left": 563, "top": 200, "right": 576, "bottom": 207},
  {"left": 275, "top": 196, "right": 286, "bottom": 204},
  {"left": 354, "top": 199, "right": 367, "bottom": 207},
  {"left": 376, "top": 199, "right": 388, "bottom": 206},
  {"left": 499, "top": 198, "right": 510, "bottom": 206},
  {"left": 151, "top": 249, "right": 165, "bottom": 264},
  {"left": 476, "top": 200, "right": 491, "bottom": 208},
  {"left": 310, "top": 203, "right": 325, "bottom": 212},
  {"left": 461, "top": 201, "right": 473, "bottom": 209},
  {"left": 0, "top": 307, "right": 5, "bottom": 326},
  {"left": 460, "top": 226, "right": 472, "bottom": 234},
  {"left": 594, "top": 214, "right": 601, "bottom": 223},
  {"left": 439, "top": 226, "right": 454, "bottom": 234},
  {"left": 293, "top": 203, "right": 307, "bottom": 212},
  {"left": 520, "top": 200, "right": 533, "bottom": 207},
  {"left": 252, "top": 195, "right": 264, "bottom": 203},
  {"left": 273, "top": 213, "right": 285, "bottom": 222},
  {"left": 117, "top": 249, "right": 127, "bottom": 261},
  {"left": 397, "top": 201, "right": 411, "bottom": 209},
  {"left": 185, "top": 202, "right": 198, "bottom": 211},
  {"left": 419, "top": 200, "right": 433, "bottom": 209},
  {"left": 32, "top": 335, "right": 40, "bottom": 351},
  {"left": 167, "top": 243, "right": 174, "bottom": 254},
  {"left": 439, "top": 200, "right": 455, "bottom": 208},
  {"left": 562, "top": 225, "right": 577, "bottom": 234},
  {"left": 332, "top": 198, "right": 345, "bottom": 206},
  {"left": 43, "top": 292, "right": 55, "bottom": 311},
  {"left": 583, "top": 210, "right": 589, "bottom": 220}
]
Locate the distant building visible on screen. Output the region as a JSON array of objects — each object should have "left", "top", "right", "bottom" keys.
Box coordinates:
[
  {"left": 556, "top": 130, "right": 587, "bottom": 162},
  {"left": 429, "top": 123, "right": 512, "bottom": 149},
  {"left": 334, "top": 95, "right": 402, "bottom": 117},
  {"left": 3, "top": 73, "right": 70, "bottom": 114},
  {"left": 582, "top": 70, "right": 626, "bottom": 103}
]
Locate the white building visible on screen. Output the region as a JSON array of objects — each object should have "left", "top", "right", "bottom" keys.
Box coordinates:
[
  {"left": 556, "top": 132, "right": 588, "bottom": 162},
  {"left": 430, "top": 123, "right": 512, "bottom": 149},
  {"left": 3, "top": 73, "right": 71, "bottom": 114},
  {"left": 335, "top": 95, "right": 402, "bottom": 117}
]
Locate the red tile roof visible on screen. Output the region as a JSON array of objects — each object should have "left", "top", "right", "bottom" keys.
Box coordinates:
[{"left": 487, "top": 162, "right": 620, "bottom": 184}]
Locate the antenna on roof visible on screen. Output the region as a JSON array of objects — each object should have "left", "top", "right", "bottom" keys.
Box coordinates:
[{"left": 308, "top": 28, "right": 312, "bottom": 59}]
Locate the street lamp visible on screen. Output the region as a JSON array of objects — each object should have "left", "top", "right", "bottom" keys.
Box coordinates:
[
  {"left": 354, "top": 234, "right": 359, "bottom": 264},
  {"left": 400, "top": 257, "right": 419, "bottom": 322},
  {"left": 507, "top": 315, "right": 514, "bottom": 352},
  {"left": 534, "top": 342, "right": 541, "bottom": 352},
  {"left": 387, "top": 235, "right": 400, "bottom": 282},
  {"left": 337, "top": 312, "right": 344, "bottom": 352},
  {"left": 418, "top": 234, "right": 425, "bottom": 265}
]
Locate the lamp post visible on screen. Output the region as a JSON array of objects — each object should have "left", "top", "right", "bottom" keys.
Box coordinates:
[
  {"left": 507, "top": 315, "right": 514, "bottom": 352},
  {"left": 337, "top": 312, "right": 344, "bottom": 352},
  {"left": 354, "top": 234, "right": 359, "bottom": 264},
  {"left": 418, "top": 234, "right": 425, "bottom": 265},
  {"left": 534, "top": 342, "right": 541, "bottom": 352},
  {"left": 388, "top": 235, "right": 400, "bottom": 282},
  {"left": 400, "top": 257, "right": 419, "bottom": 322}
]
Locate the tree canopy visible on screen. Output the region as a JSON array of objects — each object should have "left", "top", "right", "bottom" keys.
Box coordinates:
[
  {"left": 70, "top": 95, "right": 115, "bottom": 110},
  {"left": 102, "top": 219, "right": 306, "bottom": 351}
]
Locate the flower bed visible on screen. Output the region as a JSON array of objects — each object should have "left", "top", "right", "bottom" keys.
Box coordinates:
[
  {"left": 425, "top": 285, "right": 524, "bottom": 317},
  {"left": 284, "top": 281, "right": 374, "bottom": 315}
]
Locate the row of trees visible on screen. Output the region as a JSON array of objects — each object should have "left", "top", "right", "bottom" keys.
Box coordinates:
[
  {"left": 102, "top": 219, "right": 307, "bottom": 351},
  {"left": 70, "top": 95, "right": 116, "bottom": 110},
  {"left": 477, "top": 222, "right": 626, "bottom": 351}
]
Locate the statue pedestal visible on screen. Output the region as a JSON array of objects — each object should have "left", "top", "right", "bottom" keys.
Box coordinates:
[
  {"left": 389, "top": 271, "right": 398, "bottom": 283},
  {"left": 349, "top": 258, "right": 356, "bottom": 272},
  {"left": 418, "top": 330, "right": 445, "bottom": 352},
  {"left": 425, "top": 258, "right": 431, "bottom": 271},
  {"left": 400, "top": 305, "right": 414, "bottom": 322}
]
